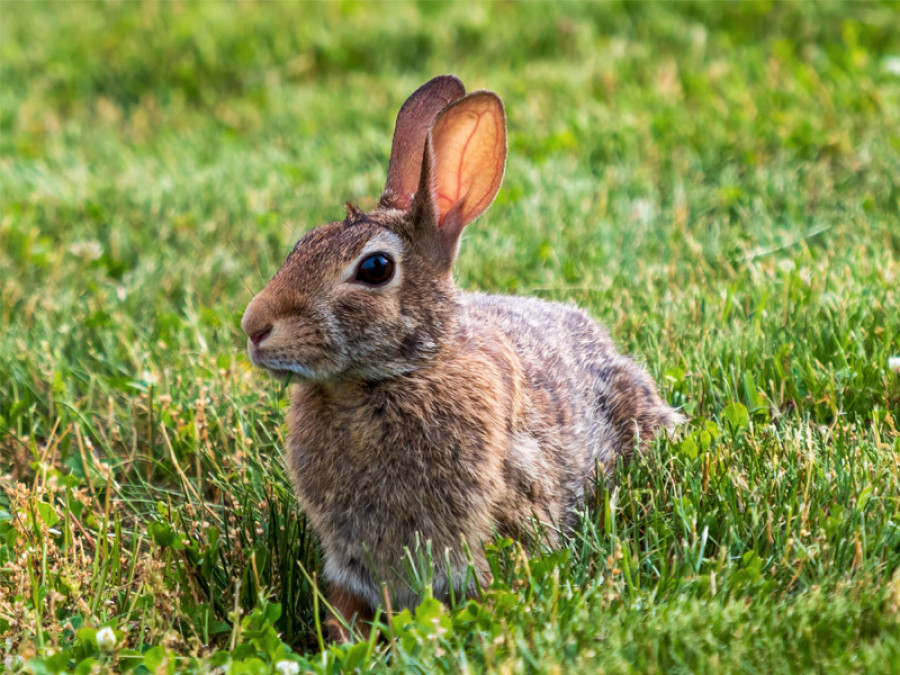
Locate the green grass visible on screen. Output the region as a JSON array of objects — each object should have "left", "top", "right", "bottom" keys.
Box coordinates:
[{"left": 2, "top": 1, "right": 899, "bottom": 672}]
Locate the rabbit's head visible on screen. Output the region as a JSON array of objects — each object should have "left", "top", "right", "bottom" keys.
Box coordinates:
[{"left": 241, "top": 76, "right": 507, "bottom": 383}]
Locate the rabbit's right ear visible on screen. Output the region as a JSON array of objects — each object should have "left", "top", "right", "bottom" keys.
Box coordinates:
[
  {"left": 380, "top": 75, "right": 466, "bottom": 210},
  {"left": 411, "top": 91, "right": 507, "bottom": 263}
]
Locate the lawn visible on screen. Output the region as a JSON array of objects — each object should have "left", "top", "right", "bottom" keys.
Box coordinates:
[{"left": 2, "top": 1, "right": 899, "bottom": 672}]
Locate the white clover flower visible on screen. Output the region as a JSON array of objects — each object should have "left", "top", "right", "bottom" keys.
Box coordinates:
[
  {"left": 275, "top": 660, "right": 300, "bottom": 675},
  {"left": 4, "top": 655, "right": 24, "bottom": 672},
  {"left": 889, "top": 357, "right": 900, "bottom": 374},
  {"left": 96, "top": 626, "right": 117, "bottom": 652}
]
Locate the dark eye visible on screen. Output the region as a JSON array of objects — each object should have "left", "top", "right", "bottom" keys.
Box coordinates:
[{"left": 356, "top": 253, "right": 395, "bottom": 286}]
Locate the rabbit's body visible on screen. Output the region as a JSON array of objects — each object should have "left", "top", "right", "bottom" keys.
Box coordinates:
[
  {"left": 286, "top": 285, "right": 679, "bottom": 613},
  {"left": 242, "top": 76, "right": 682, "bottom": 640}
]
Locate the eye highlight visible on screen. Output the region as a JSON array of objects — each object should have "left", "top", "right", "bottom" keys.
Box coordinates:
[{"left": 356, "top": 252, "right": 395, "bottom": 286}]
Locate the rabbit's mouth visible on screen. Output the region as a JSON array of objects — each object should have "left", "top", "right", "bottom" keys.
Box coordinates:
[{"left": 248, "top": 346, "right": 320, "bottom": 381}]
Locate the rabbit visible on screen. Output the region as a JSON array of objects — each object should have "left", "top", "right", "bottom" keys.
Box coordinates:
[{"left": 241, "top": 75, "right": 683, "bottom": 642}]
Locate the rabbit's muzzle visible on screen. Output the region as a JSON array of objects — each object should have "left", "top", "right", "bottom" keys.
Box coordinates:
[{"left": 242, "top": 293, "right": 343, "bottom": 382}]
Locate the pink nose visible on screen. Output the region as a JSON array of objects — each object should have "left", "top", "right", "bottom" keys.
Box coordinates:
[{"left": 250, "top": 327, "right": 272, "bottom": 346}]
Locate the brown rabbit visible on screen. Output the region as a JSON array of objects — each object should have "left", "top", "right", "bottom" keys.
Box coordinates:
[{"left": 241, "top": 75, "right": 683, "bottom": 641}]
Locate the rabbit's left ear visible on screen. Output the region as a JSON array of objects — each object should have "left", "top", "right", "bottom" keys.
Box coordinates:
[
  {"left": 414, "top": 91, "right": 507, "bottom": 250},
  {"left": 381, "top": 75, "right": 466, "bottom": 210}
]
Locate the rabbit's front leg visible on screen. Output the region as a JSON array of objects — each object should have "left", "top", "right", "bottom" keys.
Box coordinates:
[{"left": 326, "top": 585, "right": 374, "bottom": 643}]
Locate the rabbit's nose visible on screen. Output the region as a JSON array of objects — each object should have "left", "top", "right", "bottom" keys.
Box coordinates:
[
  {"left": 241, "top": 294, "right": 274, "bottom": 344},
  {"left": 250, "top": 326, "right": 272, "bottom": 346}
]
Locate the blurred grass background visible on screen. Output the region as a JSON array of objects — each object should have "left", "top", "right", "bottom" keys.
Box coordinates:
[{"left": 2, "top": 1, "right": 900, "bottom": 672}]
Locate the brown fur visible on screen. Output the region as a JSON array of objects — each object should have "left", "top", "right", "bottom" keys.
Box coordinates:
[{"left": 241, "top": 76, "right": 683, "bottom": 641}]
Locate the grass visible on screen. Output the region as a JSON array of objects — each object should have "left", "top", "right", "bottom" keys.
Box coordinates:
[{"left": 2, "top": 1, "right": 899, "bottom": 672}]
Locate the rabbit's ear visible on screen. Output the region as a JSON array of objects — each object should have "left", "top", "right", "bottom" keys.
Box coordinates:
[
  {"left": 416, "top": 91, "right": 507, "bottom": 249},
  {"left": 381, "top": 75, "right": 466, "bottom": 210}
]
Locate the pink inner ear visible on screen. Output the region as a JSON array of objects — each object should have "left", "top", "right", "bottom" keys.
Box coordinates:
[{"left": 430, "top": 93, "right": 507, "bottom": 229}]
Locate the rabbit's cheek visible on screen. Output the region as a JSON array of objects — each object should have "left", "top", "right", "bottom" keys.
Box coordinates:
[{"left": 332, "top": 290, "right": 402, "bottom": 342}]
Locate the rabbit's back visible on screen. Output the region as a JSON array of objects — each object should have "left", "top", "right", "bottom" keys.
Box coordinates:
[{"left": 462, "top": 293, "right": 680, "bottom": 482}]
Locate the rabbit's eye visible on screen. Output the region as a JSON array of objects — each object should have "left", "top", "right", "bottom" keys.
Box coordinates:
[{"left": 356, "top": 253, "right": 395, "bottom": 286}]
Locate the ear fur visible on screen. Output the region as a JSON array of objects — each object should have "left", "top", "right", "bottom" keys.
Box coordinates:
[
  {"left": 380, "top": 75, "right": 466, "bottom": 210},
  {"left": 413, "top": 91, "right": 507, "bottom": 258}
]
